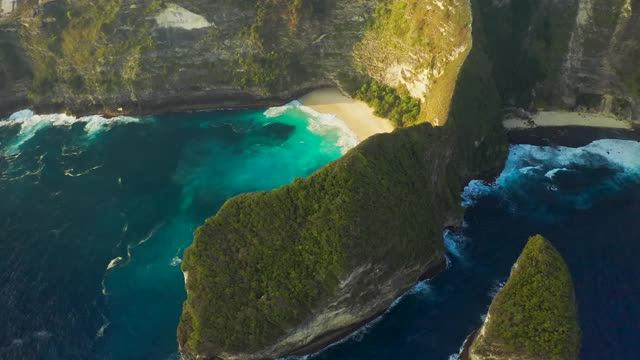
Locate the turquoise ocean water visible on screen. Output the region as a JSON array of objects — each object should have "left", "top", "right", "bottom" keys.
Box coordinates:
[
  {"left": 0, "top": 103, "right": 353, "bottom": 359},
  {"left": 1, "top": 106, "right": 639, "bottom": 360}
]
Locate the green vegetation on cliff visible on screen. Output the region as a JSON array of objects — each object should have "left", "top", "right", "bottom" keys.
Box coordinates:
[
  {"left": 21, "top": 0, "right": 162, "bottom": 101},
  {"left": 353, "top": 0, "right": 472, "bottom": 125},
  {"left": 234, "top": 0, "right": 332, "bottom": 93},
  {"left": 179, "top": 7, "right": 508, "bottom": 355},
  {"left": 180, "top": 123, "right": 461, "bottom": 353},
  {"left": 355, "top": 81, "right": 421, "bottom": 127},
  {"left": 473, "top": 235, "right": 581, "bottom": 360}
]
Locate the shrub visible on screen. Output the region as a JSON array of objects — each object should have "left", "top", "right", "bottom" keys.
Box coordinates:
[{"left": 355, "top": 81, "right": 421, "bottom": 127}]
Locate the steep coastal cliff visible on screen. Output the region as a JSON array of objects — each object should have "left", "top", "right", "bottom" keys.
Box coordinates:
[
  {"left": 477, "top": 0, "right": 640, "bottom": 121},
  {"left": 2, "top": 0, "right": 638, "bottom": 121},
  {"left": 0, "top": 1, "right": 631, "bottom": 359},
  {"left": 0, "top": 0, "right": 471, "bottom": 124},
  {"left": 467, "top": 235, "right": 581, "bottom": 360},
  {"left": 177, "top": 1, "right": 508, "bottom": 358}
]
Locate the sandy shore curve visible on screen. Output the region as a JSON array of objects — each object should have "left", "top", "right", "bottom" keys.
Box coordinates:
[
  {"left": 301, "top": 88, "right": 394, "bottom": 142},
  {"left": 504, "top": 111, "right": 632, "bottom": 130}
]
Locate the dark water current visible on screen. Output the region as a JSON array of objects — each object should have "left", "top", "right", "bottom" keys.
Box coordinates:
[{"left": 1, "top": 108, "right": 638, "bottom": 360}]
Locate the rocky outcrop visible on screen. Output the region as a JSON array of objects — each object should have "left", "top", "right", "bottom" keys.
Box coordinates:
[
  {"left": 467, "top": 235, "right": 581, "bottom": 360},
  {"left": 177, "top": 1, "right": 508, "bottom": 357},
  {"left": 0, "top": 0, "right": 472, "bottom": 124},
  {"left": 2, "top": 0, "right": 638, "bottom": 122},
  {"left": 0, "top": 0, "right": 376, "bottom": 117},
  {"left": 477, "top": 0, "right": 640, "bottom": 121}
]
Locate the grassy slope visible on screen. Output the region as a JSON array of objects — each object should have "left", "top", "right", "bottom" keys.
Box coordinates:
[
  {"left": 353, "top": 0, "right": 472, "bottom": 126},
  {"left": 178, "top": 3, "right": 507, "bottom": 355},
  {"left": 180, "top": 123, "right": 456, "bottom": 354},
  {"left": 473, "top": 235, "right": 581, "bottom": 360}
]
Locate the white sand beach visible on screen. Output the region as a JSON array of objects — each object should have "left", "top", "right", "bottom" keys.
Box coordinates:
[
  {"left": 301, "top": 88, "right": 394, "bottom": 142},
  {"left": 504, "top": 111, "right": 632, "bottom": 130}
]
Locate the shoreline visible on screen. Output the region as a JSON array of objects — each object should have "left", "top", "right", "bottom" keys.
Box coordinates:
[
  {"left": 504, "top": 110, "right": 639, "bottom": 147},
  {"left": 1, "top": 87, "right": 395, "bottom": 151},
  {"left": 300, "top": 88, "right": 394, "bottom": 142},
  {"left": 458, "top": 329, "right": 479, "bottom": 360},
  {"left": 504, "top": 111, "right": 633, "bottom": 130},
  {"left": 0, "top": 83, "right": 336, "bottom": 120},
  {"left": 506, "top": 125, "right": 640, "bottom": 147},
  {"left": 284, "top": 255, "right": 448, "bottom": 358}
]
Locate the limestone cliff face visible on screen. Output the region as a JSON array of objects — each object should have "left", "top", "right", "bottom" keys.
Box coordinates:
[
  {"left": 560, "top": 0, "right": 639, "bottom": 119},
  {"left": 0, "top": 0, "right": 471, "bottom": 122},
  {"left": 2, "top": 0, "right": 638, "bottom": 122},
  {"left": 477, "top": 0, "right": 640, "bottom": 121},
  {"left": 468, "top": 236, "right": 581, "bottom": 360},
  {"left": 177, "top": 0, "right": 509, "bottom": 357},
  {"left": 1, "top": 0, "right": 376, "bottom": 116}
]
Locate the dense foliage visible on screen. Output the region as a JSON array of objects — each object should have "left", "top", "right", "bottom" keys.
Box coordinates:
[
  {"left": 179, "top": 123, "right": 463, "bottom": 354},
  {"left": 179, "top": 18, "right": 508, "bottom": 356},
  {"left": 478, "top": 235, "right": 581, "bottom": 360},
  {"left": 355, "top": 81, "right": 421, "bottom": 127},
  {"left": 234, "top": 0, "right": 330, "bottom": 93},
  {"left": 353, "top": 0, "right": 472, "bottom": 125},
  {"left": 20, "top": 0, "right": 162, "bottom": 100}
]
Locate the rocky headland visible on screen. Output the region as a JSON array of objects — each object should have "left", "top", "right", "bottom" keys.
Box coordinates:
[
  {"left": 464, "top": 235, "right": 581, "bottom": 360},
  {"left": 0, "top": 0, "right": 637, "bottom": 359}
]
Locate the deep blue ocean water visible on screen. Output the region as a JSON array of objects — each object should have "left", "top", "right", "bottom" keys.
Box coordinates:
[{"left": 1, "top": 107, "right": 639, "bottom": 360}]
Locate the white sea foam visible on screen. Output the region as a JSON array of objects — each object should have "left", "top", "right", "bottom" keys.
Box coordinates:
[
  {"left": 101, "top": 278, "right": 109, "bottom": 296},
  {"left": 64, "top": 165, "right": 103, "bottom": 177},
  {"left": 96, "top": 312, "right": 111, "bottom": 338},
  {"left": 444, "top": 228, "right": 468, "bottom": 260},
  {"left": 170, "top": 256, "right": 182, "bottom": 266},
  {"left": 389, "top": 281, "right": 433, "bottom": 310},
  {"left": 460, "top": 139, "right": 640, "bottom": 208},
  {"left": 136, "top": 223, "right": 163, "bottom": 246},
  {"left": 461, "top": 179, "right": 492, "bottom": 208},
  {"left": 10, "top": 338, "right": 24, "bottom": 347},
  {"left": 544, "top": 167, "right": 570, "bottom": 179},
  {"left": 264, "top": 101, "right": 297, "bottom": 118},
  {"left": 298, "top": 104, "right": 358, "bottom": 153},
  {"left": 107, "top": 256, "right": 125, "bottom": 270},
  {"left": 96, "top": 320, "right": 111, "bottom": 338},
  {"left": 0, "top": 162, "right": 45, "bottom": 182},
  {"left": 1, "top": 109, "right": 141, "bottom": 153},
  {"left": 8, "top": 109, "right": 34, "bottom": 120},
  {"left": 33, "top": 331, "right": 52, "bottom": 339},
  {"left": 488, "top": 279, "right": 507, "bottom": 298},
  {"left": 447, "top": 330, "right": 474, "bottom": 360},
  {"left": 519, "top": 165, "right": 541, "bottom": 175},
  {"left": 263, "top": 101, "right": 359, "bottom": 154},
  {"left": 83, "top": 115, "right": 140, "bottom": 137}
]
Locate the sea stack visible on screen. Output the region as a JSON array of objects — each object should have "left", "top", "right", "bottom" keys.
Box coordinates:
[{"left": 468, "top": 235, "right": 581, "bottom": 360}]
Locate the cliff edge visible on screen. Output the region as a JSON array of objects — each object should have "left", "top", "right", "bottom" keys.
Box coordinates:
[
  {"left": 177, "top": 0, "right": 508, "bottom": 357},
  {"left": 468, "top": 235, "right": 581, "bottom": 360}
]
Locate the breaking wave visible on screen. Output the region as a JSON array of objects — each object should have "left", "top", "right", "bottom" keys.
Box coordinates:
[
  {"left": 0, "top": 109, "right": 142, "bottom": 154},
  {"left": 264, "top": 100, "right": 358, "bottom": 153},
  {"left": 444, "top": 227, "right": 469, "bottom": 260},
  {"left": 460, "top": 140, "right": 640, "bottom": 214}
]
